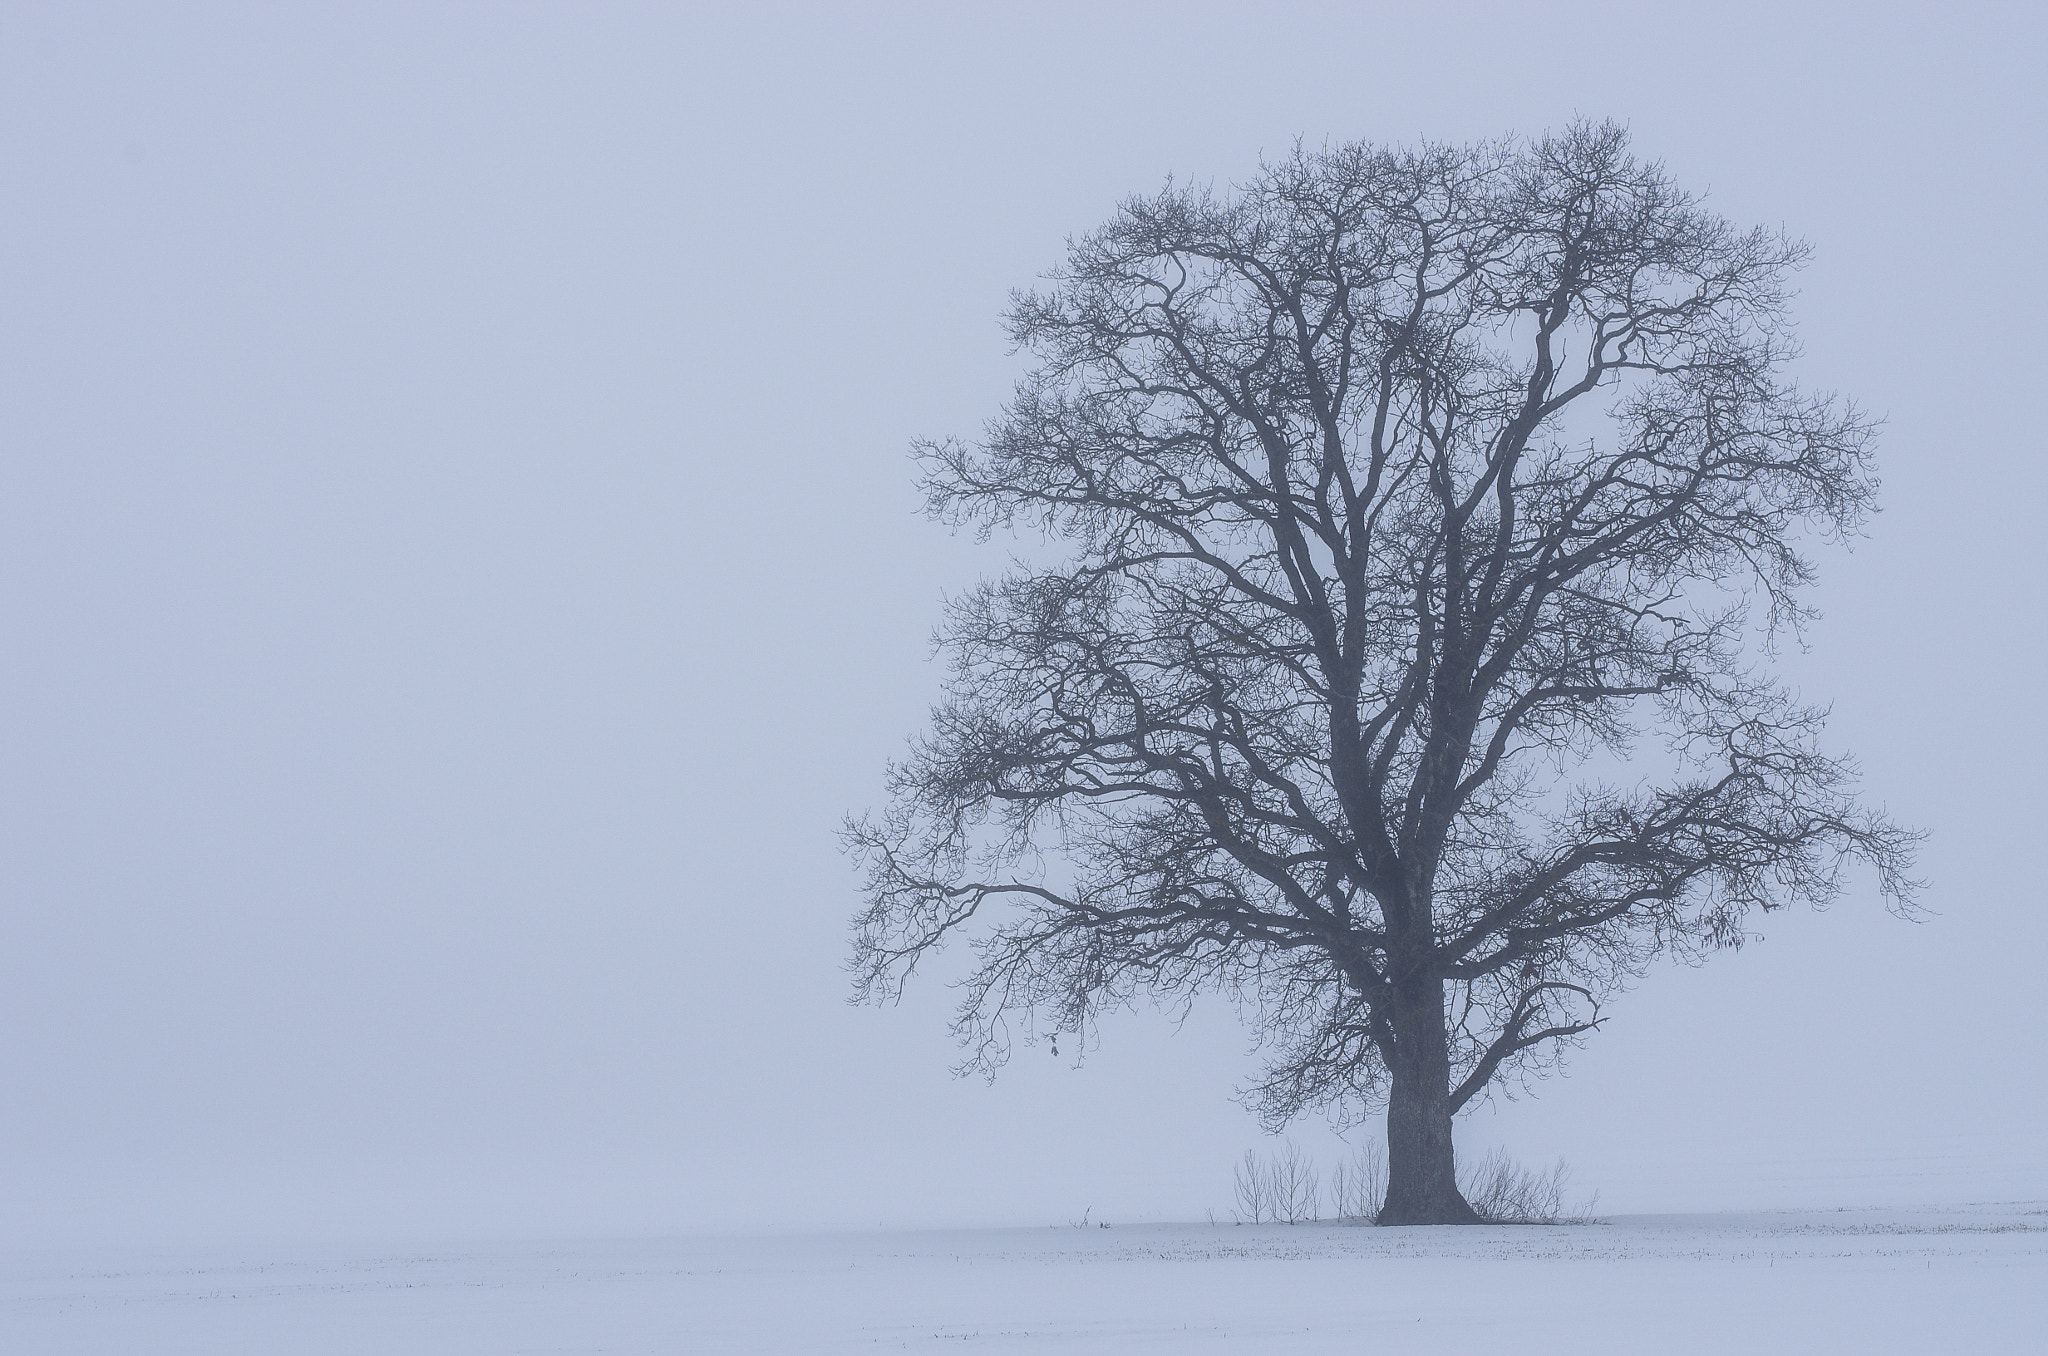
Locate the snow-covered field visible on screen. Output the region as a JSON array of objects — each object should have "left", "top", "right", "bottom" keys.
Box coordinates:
[{"left": 5, "top": 1202, "right": 2042, "bottom": 1353}]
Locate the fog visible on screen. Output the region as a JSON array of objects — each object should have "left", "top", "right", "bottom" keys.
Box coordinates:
[{"left": 2, "top": 2, "right": 2042, "bottom": 1247}]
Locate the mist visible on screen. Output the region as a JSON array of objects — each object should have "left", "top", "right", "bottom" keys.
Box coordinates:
[{"left": 2, "top": 2, "right": 2042, "bottom": 1249}]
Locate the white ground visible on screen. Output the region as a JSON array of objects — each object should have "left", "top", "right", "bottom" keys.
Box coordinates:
[{"left": 5, "top": 1203, "right": 2043, "bottom": 1353}]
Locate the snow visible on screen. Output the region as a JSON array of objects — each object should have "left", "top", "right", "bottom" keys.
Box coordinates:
[{"left": 5, "top": 1203, "right": 2042, "bottom": 1353}]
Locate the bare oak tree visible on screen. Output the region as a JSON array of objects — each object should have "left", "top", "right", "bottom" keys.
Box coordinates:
[{"left": 848, "top": 123, "right": 1919, "bottom": 1225}]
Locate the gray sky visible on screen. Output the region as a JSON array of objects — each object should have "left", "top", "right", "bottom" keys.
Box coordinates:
[{"left": 3, "top": 1, "right": 2043, "bottom": 1246}]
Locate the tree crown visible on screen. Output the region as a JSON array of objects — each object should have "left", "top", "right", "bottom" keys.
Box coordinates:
[{"left": 850, "top": 121, "right": 1919, "bottom": 1128}]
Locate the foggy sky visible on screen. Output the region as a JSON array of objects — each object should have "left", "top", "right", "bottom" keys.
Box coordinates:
[{"left": 3, "top": 1, "right": 2043, "bottom": 1246}]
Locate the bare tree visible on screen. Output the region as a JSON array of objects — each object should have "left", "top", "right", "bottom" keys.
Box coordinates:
[{"left": 849, "top": 122, "right": 1920, "bottom": 1224}]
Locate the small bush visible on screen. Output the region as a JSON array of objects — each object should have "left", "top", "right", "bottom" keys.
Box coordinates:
[
  {"left": 1230, "top": 1142, "right": 1591, "bottom": 1226},
  {"left": 1326, "top": 1144, "right": 1386, "bottom": 1222},
  {"left": 1231, "top": 1149, "right": 1269, "bottom": 1224},
  {"left": 1230, "top": 1142, "right": 1322, "bottom": 1223},
  {"left": 1458, "top": 1147, "right": 1594, "bottom": 1224}
]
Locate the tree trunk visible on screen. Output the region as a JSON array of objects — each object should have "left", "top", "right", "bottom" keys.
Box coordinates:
[{"left": 1377, "top": 983, "right": 1480, "bottom": 1225}]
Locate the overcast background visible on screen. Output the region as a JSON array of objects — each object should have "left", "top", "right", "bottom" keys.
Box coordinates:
[{"left": 2, "top": 1, "right": 2043, "bottom": 1248}]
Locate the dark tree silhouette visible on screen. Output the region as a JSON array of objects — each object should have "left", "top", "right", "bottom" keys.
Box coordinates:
[{"left": 848, "top": 122, "right": 1920, "bottom": 1225}]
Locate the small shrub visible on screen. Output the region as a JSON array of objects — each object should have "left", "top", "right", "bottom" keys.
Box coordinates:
[
  {"left": 1326, "top": 1144, "right": 1386, "bottom": 1222},
  {"left": 1232, "top": 1148, "right": 1270, "bottom": 1223},
  {"left": 1458, "top": 1147, "right": 1593, "bottom": 1224},
  {"left": 1229, "top": 1142, "right": 1589, "bottom": 1226},
  {"left": 1231, "top": 1142, "right": 1322, "bottom": 1223},
  {"left": 1271, "top": 1140, "right": 1320, "bottom": 1224}
]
